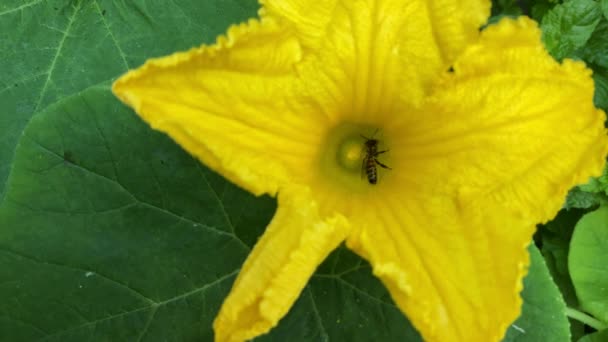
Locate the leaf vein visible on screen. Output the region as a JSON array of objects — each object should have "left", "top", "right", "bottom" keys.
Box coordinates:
[
  {"left": 313, "top": 275, "right": 397, "bottom": 309},
  {"left": 92, "top": 0, "right": 130, "bottom": 70},
  {"left": 0, "top": 314, "right": 47, "bottom": 335},
  {"left": 135, "top": 306, "right": 158, "bottom": 342},
  {"left": 33, "top": 1, "right": 82, "bottom": 112},
  {"left": 0, "top": 72, "right": 49, "bottom": 95},
  {"left": 0, "top": 0, "right": 44, "bottom": 17},
  {"left": 195, "top": 163, "right": 250, "bottom": 251},
  {"left": 306, "top": 287, "right": 329, "bottom": 341},
  {"left": 36, "top": 268, "right": 239, "bottom": 341},
  {"left": 25, "top": 136, "right": 248, "bottom": 250},
  {"left": 0, "top": 248, "right": 156, "bottom": 305}
]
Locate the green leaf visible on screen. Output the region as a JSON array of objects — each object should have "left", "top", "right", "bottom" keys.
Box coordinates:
[
  {"left": 487, "top": 0, "right": 523, "bottom": 26},
  {"left": 0, "top": 85, "right": 260, "bottom": 341},
  {"left": 502, "top": 245, "right": 570, "bottom": 342},
  {"left": 538, "top": 210, "right": 584, "bottom": 306},
  {"left": 0, "top": 86, "right": 422, "bottom": 341},
  {"left": 601, "top": 0, "right": 608, "bottom": 20},
  {"left": 569, "top": 205, "right": 608, "bottom": 324},
  {"left": 579, "top": 18, "right": 608, "bottom": 70},
  {"left": 565, "top": 163, "right": 608, "bottom": 210},
  {"left": 579, "top": 163, "right": 608, "bottom": 194},
  {"left": 577, "top": 329, "right": 608, "bottom": 342},
  {"left": 0, "top": 0, "right": 259, "bottom": 200},
  {"left": 490, "top": 0, "right": 523, "bottom": 16},
  {"left": 592, "top": 66, "right": 608, "bottom": 111},
  {"left": 531, "top": 1, "right": 558, "bottom": 22},
  {"left": 537, "top": 209, "right": 588, "bottom": 340},
  {"left": 565, "top": 187, "right": 604, "bottom": 210},
  {"left": 540, "top": 0, "right": 602, "bottom": 60}
]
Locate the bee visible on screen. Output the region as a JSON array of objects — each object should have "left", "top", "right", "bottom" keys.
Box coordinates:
[{"left": 360, "top": 131, "right": 391, "bottom": 185}]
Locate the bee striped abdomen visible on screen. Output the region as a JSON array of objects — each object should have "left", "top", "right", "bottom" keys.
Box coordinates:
[{"left": 365, "top": 157, "right": 378, "bottom": 184}]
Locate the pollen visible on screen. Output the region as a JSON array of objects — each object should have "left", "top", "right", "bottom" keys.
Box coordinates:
[{"left": 337, "top": 136, "right": 363, "bottom": 171}]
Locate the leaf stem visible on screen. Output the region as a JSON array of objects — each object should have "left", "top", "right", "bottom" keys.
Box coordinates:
[{"left": 565, "top": 307, "right": 608, "bottom": 331}]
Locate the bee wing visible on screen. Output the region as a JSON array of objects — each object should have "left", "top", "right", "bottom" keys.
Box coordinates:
[
  {"left": 360, "top": 156, "right": 367, "bottom": 180},
  {"left": 359, "top": 144, "right": 368, "bottom": 180}
]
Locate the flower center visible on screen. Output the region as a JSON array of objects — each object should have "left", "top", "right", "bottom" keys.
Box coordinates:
[
  {"left": 337, "top": 136, "right": 363, "bottom": 171},
  {"left": 318, "top": 122, "right": 391, "bottom": 192}
]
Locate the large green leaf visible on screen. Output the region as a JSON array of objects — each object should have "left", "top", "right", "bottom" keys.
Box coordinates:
[
  {"left": 569, "top": 205, "right": 608, "bottom": 324},
  {"left": 0, "top": 85, "right": 258, "bottom": 341},
  {"left": 0, "top": 0, "right": 258, "bottom": 200}
]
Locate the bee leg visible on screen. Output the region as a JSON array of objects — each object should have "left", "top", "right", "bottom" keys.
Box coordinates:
[
  {"left": 375, "top": 150, "right": 389, "bottom": 155},
  {"left": 375, "top": 159, "right": 392, "bottom": 170}
]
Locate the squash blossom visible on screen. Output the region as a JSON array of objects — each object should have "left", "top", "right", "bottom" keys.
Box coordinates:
[{"left": 112, "top": 0, "right": 608, "bottom": 341}]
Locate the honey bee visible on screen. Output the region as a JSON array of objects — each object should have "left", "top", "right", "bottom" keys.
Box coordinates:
[{"left": 360, "top": 131, "right": 391, "bottom": 184}]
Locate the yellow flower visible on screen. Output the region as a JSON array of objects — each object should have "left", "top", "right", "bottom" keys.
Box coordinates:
[{"left": 112, "top": 0, "right": 608, "bottom": 341}]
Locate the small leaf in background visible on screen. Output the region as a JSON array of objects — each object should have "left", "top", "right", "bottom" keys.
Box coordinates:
[
  {"left": 579, "top": 163, "right": 608, "bottom": 194},
  {"left": 489, "top": 0, "right": 523, "bottom": 24},
  {"left": 592, "top": 66, "right": 608, "bottom": 111},
  {"left": 569, "top": 205, "right": 608, "bottom": 324},
  {"left": 536, "top": 209, "right": 588, "bottom": 340},
  {"left": 577, "top": 328, "right": 608, "bottom": 342},
  {"left": 601, "top": 0, "right": 608, "bottom": 20},
  {"left": 492, "top": 0, "right": 523, "bottom": 14},
  {"left": 540, "top": 0, "right": 602, "bottom": 60},
  {"left": 503, "top": 245, "right": 570, "bottom": 342},
  {"left": 531, "top": 0, "right": 559, "bottom": 22},
  {"left": 565, "top": 187, "right": 604, "bottom": 210},
  {"left": 578, "top": 18, "right": 608, "bottom": 70},
  {"left": 565, "top": 163, "right": 608, "bottom": 210}
]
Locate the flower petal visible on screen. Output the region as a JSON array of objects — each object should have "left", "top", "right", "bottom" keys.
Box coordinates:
[
  {"left": 392, "top": 17, "right": 608, "bottom": 220},
  {"left": 113, "top": 18, "right": 325, "bottom": 196},
  {"left": 347, "top": 17, "right": 608, "bottom": 342},
  {"left": 214, "top": 186, "right": 349, "bottom": 342},
  {"left": 346, "top": 195, "right": 532, "bottom": 342},
  {"left": 260, "top": 0, "right": 337, "bottom": 50},
  {"left": 290, "top": 0, "right": 490, "bottom": 123},
  {"left": 263, "top": 0, "right": 490, "bottom": 61}
]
